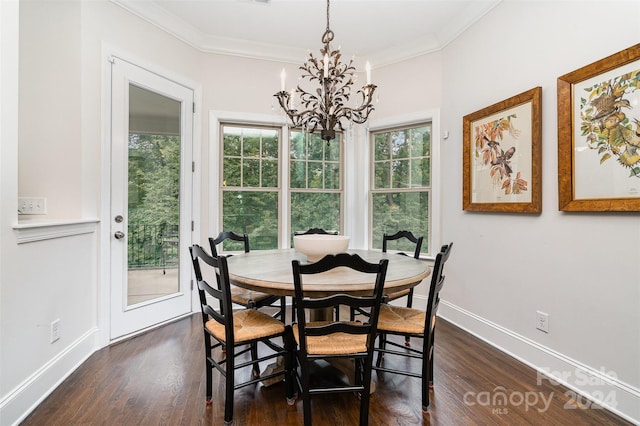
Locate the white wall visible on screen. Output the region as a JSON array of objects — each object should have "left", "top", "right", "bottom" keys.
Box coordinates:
[
  {"left": 439, "top": 0, "right": 639, "bottom": 422},
  {"left": 18, "top": 0, "right": 82, "bottom": 219}
]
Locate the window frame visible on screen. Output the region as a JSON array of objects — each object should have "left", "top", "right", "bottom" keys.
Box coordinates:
[
  {"left": 218, "top": 122, "right": 283, "bottom": 249},
  {"left": 367, "top": 115, "right": 440, "bottom": 258},
  {"left": 216, "top": 120, "right": 346, "bottom": 250},
  {"left": 288, "top": 129, "right": 345, "bottom": 243}
]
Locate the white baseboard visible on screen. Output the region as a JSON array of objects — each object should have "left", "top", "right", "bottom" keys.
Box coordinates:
[
  {"left": 0, "top": 327, "right": 98, "bottom": 426},
  {"left": 436, "top": 299, "right": 640, "bottom": 425}
]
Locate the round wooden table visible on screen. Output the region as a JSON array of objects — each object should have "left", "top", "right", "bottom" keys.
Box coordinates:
[
  {"left": 226, "top": 248, "right": 430, "bottom": 391},
  {"left": 226, "top": 248, "right": 431, "bottom": 298}
]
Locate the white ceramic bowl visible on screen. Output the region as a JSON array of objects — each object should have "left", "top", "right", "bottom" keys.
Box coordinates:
[{"left": 293, "top": 234, "right": 350, "bottom": 262}]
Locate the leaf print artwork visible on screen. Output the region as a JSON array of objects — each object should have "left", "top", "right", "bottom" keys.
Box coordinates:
[
  {"left": 580, "top": 69, "right": 640, "bottom": 178},
  {"left": 473, "top": 115, "right": 527, "bottom": 195},
  {"left": 463, "top": 87, "right": 540, "bottom": 212}
]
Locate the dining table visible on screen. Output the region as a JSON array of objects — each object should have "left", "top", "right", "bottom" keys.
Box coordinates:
[
  {"left": 225, "top": 248, "right": 431, "bottom": 391},
  {"left": 226, "top": 248, "right": 431, "bottom": 311}
]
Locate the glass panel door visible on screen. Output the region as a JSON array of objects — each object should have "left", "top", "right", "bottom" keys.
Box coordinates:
[
  {"left": 127, "top": 85, "right": 181, "bottom": 305},
  {"left": 110, "top": 58, "right": 193, "bottom": 339}
]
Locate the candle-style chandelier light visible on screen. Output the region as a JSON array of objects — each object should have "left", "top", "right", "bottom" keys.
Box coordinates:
[{"left": 274, "top": 0, "right": 377, "bottom": 141}]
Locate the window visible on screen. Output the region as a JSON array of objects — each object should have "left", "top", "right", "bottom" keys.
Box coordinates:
[
  {"left": 220, "top": 124, "right": 280, "bottom": 250},
  {"left": 289, "top": 130, "right": 343, "bottom": 243},
  {"left": 219, "top": 124, "right": 344, "bottom": 250},
  {"left": 370, "top": 123, "right": 431, "bottom": 254}
]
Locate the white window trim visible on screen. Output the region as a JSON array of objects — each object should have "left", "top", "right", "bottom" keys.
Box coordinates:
[
  {"left": 210, "top": 110, "right": 290, "bottom": 247},
  {"left": 365, "top": 109, "right": 442, "bottom": 257}
]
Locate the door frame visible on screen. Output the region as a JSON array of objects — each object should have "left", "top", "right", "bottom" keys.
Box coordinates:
[{"left": 99, "top": 47, "right": 201, "bottom": 346}]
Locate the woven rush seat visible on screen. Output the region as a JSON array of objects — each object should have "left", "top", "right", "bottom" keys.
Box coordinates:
[
  {"left": 206, "top": 309, "right": 285, "bottom": 343},
  {"left": 230, "top": 287, "right": 276, "bottom": 305},
  {"left": 378, "top": 304, "right": 425, "bottom": 335},
  {"left": 292, "top": 321, "right": 367, "bottom": 355}
]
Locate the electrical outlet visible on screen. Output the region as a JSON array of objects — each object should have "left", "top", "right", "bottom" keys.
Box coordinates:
[
  {"left": 18, "top": 197, "right": 47, "bottom": 215},
  {"left": 536, "top": 311, "right": 549, "bottom": 333},
  {"left": 50, "top": 319, "right": 60, "bottom": 343}
]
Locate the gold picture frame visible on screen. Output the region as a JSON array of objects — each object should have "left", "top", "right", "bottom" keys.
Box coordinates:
[
  {"left": 463, "top": 87, "right": 542, "bottom": 213},
  {"left": 558, "top": 44, "right": 640, "bottom": 212}
]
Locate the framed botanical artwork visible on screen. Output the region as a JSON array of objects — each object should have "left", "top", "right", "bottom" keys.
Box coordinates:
[
  {"left": 558, "top": 44, "right": 640, "bottom": 211},
  {"left": 463, "top": 87, "right": 542, "bottom": 213}
]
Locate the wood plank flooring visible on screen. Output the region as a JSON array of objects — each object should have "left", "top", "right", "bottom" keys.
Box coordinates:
[{"left": 21, "top": 313, "right": 631, "bottom": 425}]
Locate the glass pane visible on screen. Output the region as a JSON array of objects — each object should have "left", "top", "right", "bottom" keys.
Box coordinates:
[
  {"left": 243, "top": 133, "right": 260, "bottom": 157},
  {"left": 223, "top": 157, "right": 241, "bottom": 187},
  {"left": 222, "top": 191, "right": 279, "bottom": 250},
  {"left": 290, "top": 133, "right": 306, "bottom": 160},
  {"left": 411, "top": 158, "right": 430, "bottom": 187},
  {"left": 127, "top": 85, "right": 181, "bottom": 306},
  {"left": 307, "top": 162, "right": 323, "bottom": 189},
  {"left": 391, "top": 130, "right": 409, "bottom": 159},
  {"left": 263, "top": 133, "right": 279, "bottom": 159},
  {"left": 374, "top": 161, "right": 390, "bottom": 189},
  {"left": 223, "top": 129, "right": 241, "bottom": 156},
  {"left": 325, "top": 139, "right": 340, "bottom": 161},
  {"left": 371, "top": 191, "right": 429, "bottom": 253},
  {"left": 392, "top": 160, "right": 410, "bottom": 188},
  {"left": 374, "top": 133, "right": 390, "bottom": 161},
  {"left": 290, "top": 160, "right": 306, "bottom": 188},
  {"left": 309, "top": 138, "right": 323, "bottom": 161},
  {"left": 325, "top": 162, "right": 340, "bottom": 189},
  {"left": 290, "top": 192, "right": 341, "bottom": 245},
  {"left": 262, "top": 159, "right": 278, "bottom": 187},
  {"left": 243, "top": 159, "right": 260, "bottom": 187},
  {"left": 410, "top": 126, "right": 431, "bottom": 157}
]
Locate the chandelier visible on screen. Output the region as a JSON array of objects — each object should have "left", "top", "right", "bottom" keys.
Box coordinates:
[{"left": 274, "top": 0, "right": 377, "bottom": 141}]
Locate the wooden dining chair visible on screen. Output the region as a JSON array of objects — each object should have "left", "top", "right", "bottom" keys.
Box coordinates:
[
  {"left": 381, "top": 230, "right": 424, "bottom": 306},
  {"left": 291, "top": 227, "right": 339, "bottom": 322},
  {"left": 373, "top": 242, "right": 453, "bottom": 412},
  {"left": 351, "top": 230, "right": 423, "bottom": 333},
  {"left": 189, "top": 244, "right": 295, "bottom": 425},
  {"left": 209, "top": 231, "right": 286, "bottom": 322},
  {"left": 290, "top": 253, "right": 389, "bottom": 426}
]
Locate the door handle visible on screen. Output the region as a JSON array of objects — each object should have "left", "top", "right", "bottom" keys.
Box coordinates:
[{"left": 114, "top": 231, "right": 125, "bottom": 239}]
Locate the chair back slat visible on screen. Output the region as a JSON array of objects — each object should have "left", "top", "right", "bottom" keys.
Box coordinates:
[
  {"left": 382, "top": 230, "right": 423, "bottom": 258},
  {"left": 189, "top": 244, "right": 235, "bottom": 345},
  {"left": 292, "top": 253, "right": 388, "bottom": 356},
  {"left": 423, "top": 243, "right": 453, "bottom": 347},
  {"left": 209, "top": 231, "right": 250, "bottom": 257}
]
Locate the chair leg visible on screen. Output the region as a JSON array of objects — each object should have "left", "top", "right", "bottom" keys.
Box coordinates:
[
  {"left": 428, "top": 345, "right": 435, "bottom": 388},
  {"left": 250, "top": 342, "right": 260, "bottom": 378},
  {"left": 283, "top": 326, "right": 297, "bottom": 404},
  {"left": 224, "top": 349, "right": 235, "bottom": 425},
  {"left": 300, "top": 358, "right": 312, "bottom": 426},
  {"left": 204, "top": 334, "right": 213, "bottom": 405},
  {"left": 359, "top": 360, "right": 373, "bottom": 426},
  {"left": 375, "top": 333, "right": 386, "bottom": 367},
  {"left": 429, "top": 328, "right": 436, "bottom": 388}
]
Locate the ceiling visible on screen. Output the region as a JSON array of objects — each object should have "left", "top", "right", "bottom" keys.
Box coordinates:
[{"left": 112, "top": 0, "right": 501, "bottom": 68}]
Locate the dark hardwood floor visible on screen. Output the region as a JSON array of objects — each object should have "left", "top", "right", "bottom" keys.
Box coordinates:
[{"left": 22, "top": 312, "right": 630, "bottom": 425}]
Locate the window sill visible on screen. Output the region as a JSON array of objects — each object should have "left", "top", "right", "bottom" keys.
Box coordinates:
[{"left": 13, "top": 218, "right": 99, "bottom": 244}]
